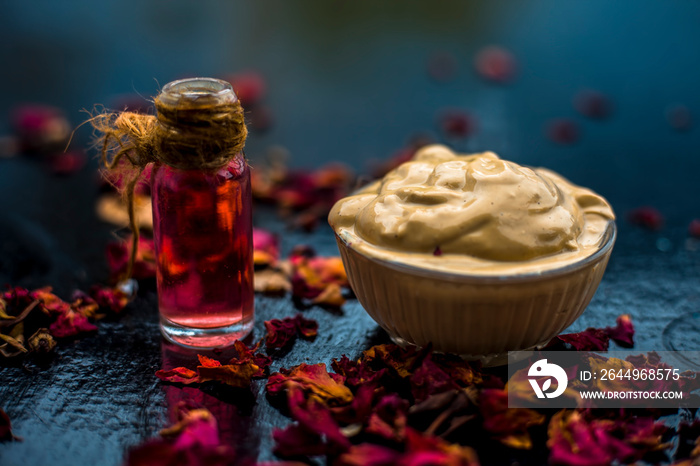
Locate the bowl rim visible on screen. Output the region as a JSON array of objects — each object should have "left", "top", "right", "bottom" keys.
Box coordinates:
[{"left": 335, "top": 219, "right": 616, "bottom": 284}]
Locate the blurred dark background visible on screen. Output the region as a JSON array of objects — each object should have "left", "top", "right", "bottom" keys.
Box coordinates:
[{"left": 1, "top": 0, "right": 699, "bottom": 293}]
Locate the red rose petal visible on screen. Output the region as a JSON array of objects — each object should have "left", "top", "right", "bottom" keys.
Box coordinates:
[
  {"left": 155, "top": 367, "right": 200, "bottom": 385},
  {"left": 287, "top": 384, "right": 351, "bottom": 450},
  {"left": 49, "top": 310, "right": 98, "bottom": 338},
  {"left": 547, "top": 119, "right": 580, "bottom": 145},
  {"left": 438, "top": 109, "right": 477, "bottom": 139},
  {"left": 666, "top": 104, "right": 692, "bottom": 132},
  {"left": 627, "top": 206, "right": 664, "bottom": 230},
  {"left": 365, "top": 394, "right": 409, "bottom": 442},
  {"left": 574, "top": 90, "right": 613, "bottom": 119},
  {"left": 267, "top": 363, "right": 353, "bottom": 406},
  {"left": 480, "top": 388, "right": 545, "bottom": 449},
  {"left": 0, "top": 408, "right": 20, "bottom": 442},
  {"left": 49, "top": 150, "right": 87, "bottom": 176},
  {"left": 475, "top": 45, "right": 517, "bottom": 83},
  {"left": 253, "top": 228, "right": 280, "bottom": 267},
  {"left": 227, "top": 71, "right": 266, "bottom": 108},
  {"left": 126, "top": 405, "right": 233, "bottom": 466},
  {"left": 106, "top": 235, "right": 157, "bottom": 281},
  {"left": 688, "top": 219, "right": 700, "bottom": 238},
  {"left": 410, "top": 356, "right": 460, "bottom": 402},
  {"left": 606, "top": 314, "right": 634, "bottom": 348}
]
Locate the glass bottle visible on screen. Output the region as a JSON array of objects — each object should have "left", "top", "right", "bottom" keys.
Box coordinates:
[{"left": 151, "top": 78, "right": 254, "bottom": 348}]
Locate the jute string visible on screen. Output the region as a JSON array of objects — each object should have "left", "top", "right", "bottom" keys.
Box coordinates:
[{"left": 91, "top": 94, "right": 248, "bottom": 281}]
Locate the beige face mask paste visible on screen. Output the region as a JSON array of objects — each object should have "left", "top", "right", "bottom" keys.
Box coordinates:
[{"left": 330, "top": 145, "right": 614, "bottom": 276}]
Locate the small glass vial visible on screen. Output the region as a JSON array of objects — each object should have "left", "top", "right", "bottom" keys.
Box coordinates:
[{"left": 151, "top": 78, "right": 254, "bottom": 348}]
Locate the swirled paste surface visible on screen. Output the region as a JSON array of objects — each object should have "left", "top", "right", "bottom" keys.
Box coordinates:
[{"left": 329, "top": 145, "right": 615, "bottom": 275}]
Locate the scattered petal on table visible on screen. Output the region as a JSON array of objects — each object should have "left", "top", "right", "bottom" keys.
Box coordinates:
[
  {"left": 480, "top": 388, "right": 545, "bottom": 449},
  {"left": 264, "top": 314, "right": 318, "bottom": 350},
  {"left": 126, "top": 404, "right": 234, "bottom": 466},
  {"left": 0, "top": 408, "right": 21, "bottom": 442},
  {"left": 627, "top": 206, "right": 664, "bottom": 230},
  {"left": 474, "top": 45, "right": 517, "bottom": 83},
  {"left": 267, "top": 363, "right": 353, "bottom": 406}
]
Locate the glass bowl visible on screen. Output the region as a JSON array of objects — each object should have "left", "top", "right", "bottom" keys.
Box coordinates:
[{"left": 334, "top": 220, "right": 616, "bottom": 366}]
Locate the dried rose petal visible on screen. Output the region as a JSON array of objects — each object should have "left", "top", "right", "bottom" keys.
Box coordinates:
[
  {"left": 264, "top": 318, "right": 297, "bottom": 350},
  {"left": 330, "top": 383, "right": 377, "bottom": 426},
  {"left": 288, "top": 247, "right": 348, "bottom": 303},
  {"left": 49, "top": 150, "right": 87, "bottom": 176},
  {"left": 438, "top": 109, "right": 477, "bottom": 139},
  {"left": 106, "top": 235, "right": 157, "bottom": 281},
  {"left": 407, "top": 428, "right": 480, "bottom": 465},
  {"left": 474, "top": 45, "right": 517, "bottom": 83},
  {"left": 547, "top": 410, "right": 669, "bottom": 466},
  {"left": 431, "top": 353, "right": 482, "bottom": 387},
  {"left": 555, "top": 327, "right": 610, "bottom": 351},
  {"left": 574, "top": 90, "right": 613, "bottom": 119},
  {"left": 2, "top": 287, "right": 32, "bottom": 309},
  {"left": 254, "top": 268, "right": 291, "bottom": 295},
  {"left": 365, "top": 394, "right": 409, "bottom": 442},
  {"left": 126, "top": 405, "right": 233, "bottom": 466},
  {"left": 156, "top": 345, "right": 268, "bottom": 388},
  {"left": 336, "top": 443, "right": 401, "bottom": 466},
  {"left": 666, "top": 104, "right": 692, "bottom": 132},
  {"left": 331, "top": 355, "right": 387, "bottom": 389},
  {"left": 88, "top": 285, "right": 131, "bottom": 314},
  {"left": 11, "top": 104, "right": 71, "bottom": 154},
  {"left": 311, "top": 283, "right": 346, "bottom": 307},
  {"left": 232, "top": 340, "right": 271, "bottom": 377},
  {"left": 688, "top": 219, "right": 700, "bottom": 238},
  {"left": 410, "top": 356, "right": 461, "bottom": 402},
  {"left": 272, "top": 423, "right": 327, "bottom": 458},
  {"left": 287, "top": 384, "right": 351, "bottom": 450},
  {"left": 48, "top": 309, "right": 98, "bottom": 338},
  {"left": 546, "top": 119, "right": 580, "bottom": 145},
  {"left": 606, "top": 314, "right": 634, "bottom": 348},
  {"left": 548, "top": 410, "right": 632, "bottom": 466},
  {"left": 362, "top": 344, "right": 422, "bottom": 379},
  {"left": 627, "top": 206, "right": 664, "bottom": 230},
  {"left": 30, "top": 287, "right": 70, "bottom": 315},
  {"left": 267, "top": 363, "right": 353, "bottom": 406},
  {"left": 196, "top": 360, "right": 259, "bottom": 388},
  {"left": 294, "top": 314, "right": 318, "bottom": 339},
  {"left": 338, "top": 429, "right": 479, "bottom": 466},
  {"left": 156, "top": 367, "right": 200, "bottom": 385},
  {"left": 0, "top": 333, "right": 27, "bottom": 358},
  {"left": 264, "top": 314, "right": 319, "bottom": 350},
  {"left": 198, "top": 354, "right": 222, "bottom": 368},
  {"left": 227, "top": 71, "right": 266, "bottom": 108},
  {"left": 0, "top": 408, "right": 20, "bottom": 442},
  {"left": 253, "top": 228, "right": 280, "bottom": 267},
  {"left": 250, "top": 157, "right": 354, "bottom": 232},
  {"left": 480, "top": 388, "right": 545, "bottom": 449},
  {"left": 552, "top": 314, "right": 635, "bottom": 351}
]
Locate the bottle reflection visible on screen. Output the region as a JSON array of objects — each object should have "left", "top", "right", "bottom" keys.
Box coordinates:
[{"left": 160, "top": 339, "right": 260, "bottom": 463}]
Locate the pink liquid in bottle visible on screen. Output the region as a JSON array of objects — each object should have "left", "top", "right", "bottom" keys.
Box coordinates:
[{"left": 152, "top": 155, "right": 254, "bottom": 348}]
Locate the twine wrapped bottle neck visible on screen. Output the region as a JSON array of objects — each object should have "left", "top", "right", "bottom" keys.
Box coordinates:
[
  {"left": 153, "top": 78, "right": 247, "bottom": 170},
  {"left": 92, "top": 78, "right": 248, "bottom": 281}
]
